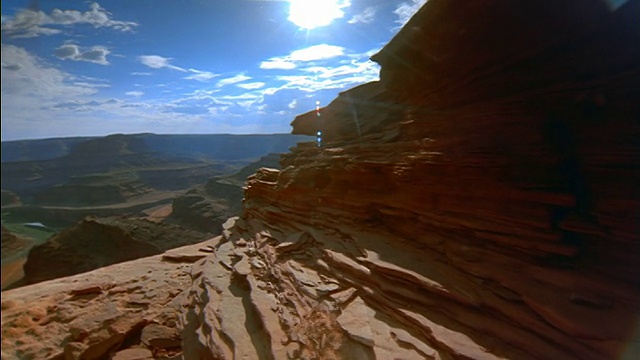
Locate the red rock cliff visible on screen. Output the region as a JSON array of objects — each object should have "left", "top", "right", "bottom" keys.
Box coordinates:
[
  {"left": 233, "top": 0, "right": 640, "bottom": 358},
  {"left": 2, "top": 1, "right": 639, "bottom": 359}
]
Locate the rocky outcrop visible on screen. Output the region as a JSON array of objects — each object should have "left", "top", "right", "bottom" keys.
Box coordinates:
[
  {"left": 18, "top": 218, "right": 211, "bottom": 288},
  {"left": 1, "top": 242, "right": 209, "bottom": 360},
  {"left": 1, "top": 227, "right": 32, "bottom": 289},
  {"left": 2, "top": 1, "right": 639, "bottom": 359},
  {"left": 239, "top": 0, "right": 639, "bottom": 359},
  {"left": 168, "top": 153, "right": 284, "bottom": 233},
  {"left": 1, "top": 226, "right": 31, "bottom": 260}
]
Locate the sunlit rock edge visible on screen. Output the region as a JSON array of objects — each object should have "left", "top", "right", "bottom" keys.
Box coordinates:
[{"left": 2, "top": 0, "right": 640, "bottom": 359}]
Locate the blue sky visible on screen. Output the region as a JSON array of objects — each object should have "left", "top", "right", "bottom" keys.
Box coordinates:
[{"left": 1, "top": 0, "right": 426, "bottom": 141}]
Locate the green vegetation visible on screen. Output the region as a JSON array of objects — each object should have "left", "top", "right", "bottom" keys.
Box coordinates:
[{"left": 1, "top": 214, "right": 57, "bottom": 244}]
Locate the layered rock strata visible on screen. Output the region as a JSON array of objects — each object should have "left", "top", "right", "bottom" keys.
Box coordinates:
[
  {"left": 1, "top": 242, "right": 208, "bottom": 360},
  {"left": 2, "top": 0, "right": 639, "bottom": 359},
  {"left": 235, "top": 0, "right": 639, "bottom": 358}
]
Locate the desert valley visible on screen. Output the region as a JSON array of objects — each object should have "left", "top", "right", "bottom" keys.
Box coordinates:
[
  {"left": 2, "top": 133, "right": 305, "bottom": 289},
  {"left": 2, "top": 0, "right": 640, "bottom": 359}
]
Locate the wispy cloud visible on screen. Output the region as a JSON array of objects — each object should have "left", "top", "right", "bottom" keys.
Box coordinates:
[
  {"left": 1, "top": 2, "right": 138, "bottom": 38},
  {"left": 1, "top": 44, "right": 118, "bottom": 139},
  {"left": 260, "top": 59, "right": 296, "bottom": 70},
  {"left": 50, "top": 99, "right": 120, "bottom": 111},
  {"left": 54, "top": 44, "right": 110, "bottom": 65},
  {"left": 1, "top": 44, "right": 99, "bottom": 99},
  {"left": 237, "top": 82, "right": 266, "bottom": 90},
  {"left": 348, "top": 7, "right": 376, "bottom": 24},
  {"left": 260, "top": 44, "right": 345, "bottom": 70},
  {"left": 125, "top": 91, "right": 144, "bottom": 97},
  {"left": 394, "top": 0, "right": 427, "bottom": 27},
  {"left": 138, "top": 55, "right": 186, "bottom": 72},
  {"left": 289, "top": 44, "right": 345, "bottom": 61},
  {"left": 184, "top": 69, "right": 218, "bottom": 82},
  {"left": 258, "top": 48, "right": 380, "bottom": 94},
  {"left": 216, "top": 73, "right": 251, "bottom": 87}
]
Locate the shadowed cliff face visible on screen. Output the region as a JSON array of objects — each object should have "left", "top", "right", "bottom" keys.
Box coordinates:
[
  {"left": 241, "top": 0, "right": 640, "bottom": 358},
  {"left": 1, "top": 1, "right": 639, "bottom": 359}
]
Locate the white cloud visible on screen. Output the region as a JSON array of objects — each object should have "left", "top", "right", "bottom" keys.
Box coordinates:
[
  {"left": 258, "top": 48, "right": 381, "bottom": 95},
  {"left": 1, "top": 2, "right": 138, "bottom": 38},
  {"left": 260, "top": 59, "right": 297, "bottom": 70},
  {"left": 138, "top": 55, "right": 186, "bottom": 72},
  {"left": 54, "top": 44, "right": 110, "bottom": 65},
  {"left": 274, "top": 60, "right": 379, "bottom": 93},
  {"left": 288, "top": 99, "right": 297, "bottom": 109},
  {"left": 132, "top": 72, "right": 152, "bottom": 76},
  {"left": 236, "top": 82, "right": 266, "bottom": 90},
  {"left": 348, "top": 6, "right": 376, "bottom": 24},
  {"left": 217, "top": 92, "right": 260, "bottom": 101},
  {"left": 289, "top": 44, "right": 345, "bottom": 61},
  {"left": 184, "top": 69, "right": 218, "bottom": 82},
  {"left": 259, "top": 44, "right": 345, "bottom": 72},
  {"left": 259, "top": 88, "right": 280, "bottom": 97},
  {"left": 0, "top": 44, "right": 117, "bottom": 140},
  {"left": 184, "top": 89, "right": 222, "bottom": 100},
  {"left": 207, "top": 106, "right": 230, "bottom": 117},
  {"left": 50, "top": 99, "right": 119, "bottom": 111},
  {"left": 237, "top": 100, "right": 255, "bottom": 108},
  {"left": 394, "top": 0, "right": 427, "bottom": 27},
  {"left": 216, "top": 74, "right": 251, "bottom": 88},
  {"left": 1, "top": 44, "right": 98, "bottom": 99},
  {"left": 1, "top": 44, "right": 295, "bottom": 140},
  {"left": 302, "top": 58, "right": 378, "bottom": 79}
]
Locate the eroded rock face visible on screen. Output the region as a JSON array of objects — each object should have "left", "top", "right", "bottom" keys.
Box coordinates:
[
  {"left": 2, "top": 1, "right": 639, "bottom": 359},
  {"left": 241, "top": 0, "right": 639, "bottom": 359},
  {"left": 19, "top": 218, "right": 210, "bottom": 287},
  {"left": 1, "top": 242, "right": 207, "bottom": 360},
  {"left": 167, "top": 153, "right": 285, "bottom": 233}
]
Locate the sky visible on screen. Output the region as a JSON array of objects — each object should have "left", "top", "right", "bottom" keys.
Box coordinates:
[{"left": 1, "top": 0, "right": 427, "bottom": 141}]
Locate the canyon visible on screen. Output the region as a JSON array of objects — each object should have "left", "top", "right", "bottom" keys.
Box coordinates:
[
  {"left": 1, "top": 134, "right": 302, "bottom": 289},
  {"left": 2, "top": 0, "right": 639, "bottom": 359}
]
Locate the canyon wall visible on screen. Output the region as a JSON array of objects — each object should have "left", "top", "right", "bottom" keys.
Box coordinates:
[
  {"left": 1, "top": 1, "right": 638, "bottom": 359},
  {"left": 210, "top": 0, "right": 639, "bottom": 358}
]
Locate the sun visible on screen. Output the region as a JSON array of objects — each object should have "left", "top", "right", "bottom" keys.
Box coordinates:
[{"left": 287, "top": 0, "right": 346, "bottom": 29}]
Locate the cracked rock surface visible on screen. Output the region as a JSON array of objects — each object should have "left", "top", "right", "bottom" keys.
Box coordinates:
[{"left": 3, "top": 0, "right": 640, "bottom": 359}]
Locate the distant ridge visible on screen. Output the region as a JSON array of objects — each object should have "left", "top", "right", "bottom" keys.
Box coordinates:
[{"left": 1, "top": 133, "right": 310, "bottom": 163}]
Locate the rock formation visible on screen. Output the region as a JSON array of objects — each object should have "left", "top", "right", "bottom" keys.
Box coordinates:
[
  {"left": 2, "top": 0, "right": 639, "bottom": 359},
  {"left": 1, "top": 227, "right": 32, "bottom": 289},
  {"left": 1, "top": 242, "right": 207, "bottom": 360},
  {"left": 17, "top": 218, "right": 211, "bottom": 288},
  {"left": 1, "top": 226, "right": 31, "bottom": 260},
  {"left": 168, "top": 153, "right": 284, "bottom": 233},
  {"left": 213, "top": 0, "right": 640, "bottom": 358}
]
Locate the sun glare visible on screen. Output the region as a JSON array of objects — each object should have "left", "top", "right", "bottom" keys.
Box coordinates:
[{"left": 287, "top": 0, "right": 346, "bottom": 29}]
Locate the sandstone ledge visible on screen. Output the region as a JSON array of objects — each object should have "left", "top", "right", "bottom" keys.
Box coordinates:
[{"left": 3, "top": 0, "right": 640, "bottom": 359}]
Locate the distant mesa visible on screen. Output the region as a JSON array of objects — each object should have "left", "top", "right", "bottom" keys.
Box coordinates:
[{"left": 65, "top": 133, "right": 151, "bottom": 158}]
